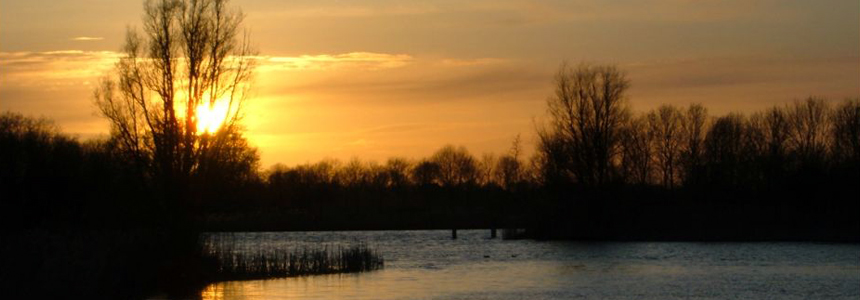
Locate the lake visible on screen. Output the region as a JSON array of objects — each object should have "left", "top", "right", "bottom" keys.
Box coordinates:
[{"left": 199, "top": 230, "right": 860, "bottom": 300}]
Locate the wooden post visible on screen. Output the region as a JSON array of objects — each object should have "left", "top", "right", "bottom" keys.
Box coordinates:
[
  {"left": 490, "top": 228, "right": 497, "bottom": 239},
  {"left": 452, "top": 229, "right": 457, "bottom": 239}
]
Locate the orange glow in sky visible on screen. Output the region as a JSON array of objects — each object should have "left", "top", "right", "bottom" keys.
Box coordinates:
[{"left": 1, "top": 1, "right": 858, "bottom": 167}]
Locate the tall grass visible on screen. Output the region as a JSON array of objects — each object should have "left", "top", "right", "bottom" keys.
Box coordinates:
[{"left": 201, "top": 237, "right": 384, "bottom": 281}]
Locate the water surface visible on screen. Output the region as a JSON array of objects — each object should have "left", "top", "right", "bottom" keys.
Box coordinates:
[{"left": 200, "top": 230, "right": 860, "bottom": 300}]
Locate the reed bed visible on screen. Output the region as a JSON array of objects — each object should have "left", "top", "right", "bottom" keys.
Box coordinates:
[{"left": 201, "top": 236, "right": 384, "bottom": 281}]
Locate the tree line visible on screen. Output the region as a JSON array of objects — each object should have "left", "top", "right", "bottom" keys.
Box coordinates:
[
  {"left": 259, "top": 96, "right": 859, "bottom": 193},
  {"left": 3, "top": 65, "right": 858, "bottom": 233},
  {"left": 537, "top": 63, "right": 859, "bottom": 192},
  {"left": 254, "top": 64, "right": 859, "bottom": 203}
]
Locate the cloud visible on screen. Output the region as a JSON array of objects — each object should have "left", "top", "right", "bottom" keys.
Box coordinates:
[
  {"left": 0, "top": 50, "right": 121, "bottom": 86},
  {"left": 71, "top": 36, "right": 104, "bottom": 41},
  {"left": 0, "top": 50, "right": 414, "bottom": 82},
  {"left": 440, "top": 58, "right": 508, "bottom": 67},
  {"left": 0, "top": 50, "right": 415, "bottom": 87},
  {"left": 258, "top": 52, "right": 413, "bottom": 72},
  {"left": 258, "top": 5, "right": 440, "bottom": 19},
  {"left": 267, "top": 62, "right": 549, "bottom": 104},
  {"left": 0, "top": 50, "right": 121, "bottom": 136}
]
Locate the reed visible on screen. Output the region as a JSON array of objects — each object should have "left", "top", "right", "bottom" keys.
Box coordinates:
[{"left": 201, "top": 238, "right": 384, "bottom": 281}]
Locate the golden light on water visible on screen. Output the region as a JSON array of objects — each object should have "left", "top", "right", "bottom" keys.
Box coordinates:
[{"left": 195, "top": 99, "right": 230, "bottom": 134}]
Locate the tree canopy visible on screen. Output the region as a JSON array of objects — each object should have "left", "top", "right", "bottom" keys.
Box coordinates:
[{"left": 95, "top": 0, "right": 258, "bottom": 198}]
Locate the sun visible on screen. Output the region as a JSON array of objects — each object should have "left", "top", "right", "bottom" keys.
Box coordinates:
[{"left": 196, "top": 100, "right": 230, "bottom": 134}]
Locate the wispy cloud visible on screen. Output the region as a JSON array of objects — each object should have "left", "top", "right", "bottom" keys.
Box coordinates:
[
  {"left": 0, "top": 50, "right": 414, "bottom": 80},
  {"left": 258, "top": 52, "right": 413, "bottom": 72},
  {"left": 266, "top": 62, "right": 548, "bottom": 103},
  {"left": 253, "top": 3, "right": 441, "bottom": 20},
  {"left": 0, "top": 50, "right": 120, "bottom": 85},
  {"left": 0, "top": 50, "right": 122, "bottom": 138},
  {"left": 440, "top": 58, "right": 508, "bottom": 67},
  {"left": 71, "top": 36, "right": 104, "bottom": 41}
]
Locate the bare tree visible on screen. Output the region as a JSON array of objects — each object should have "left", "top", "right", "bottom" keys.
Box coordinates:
[
  {"left": 830, "top": 98, "right": 860, "bottom": 164},
  {"left": 431, "top": 145, "right": 479, "bottom": 187},
  {"left": 787, "top": 97, "right": 831, "bottom": 164},
  {"left": 384, "top": 157, "right": 412, "bottom": 188},
  {"left": 495, "top": 134, "right": 524, "bottom": 190},
  {"left": 746, "top": 112, "right": 769, "bottom": 160},
  {"left": 745, "top": 105, "right": 791, "bottom": 178},
  {"left": 619, "top": 114, "right": 652, "bottom": 185},
  {"left": 648, "top": 105, "right": 683, "bottom": 189},
  {"left": 705, "top": 114, "right": 746, "bottom": 187},
  {"left": 335, "top": 158, "right": 367, "bottom": 188},
  {"left": 496, "top": 155, "right": 520, "bottom": 190},
  {"left": 535, "top": 123, "right": 571, "bottom": 186},
  {"left": 411, "top": 160, "right": 441, "bottom": 186},
  {"left": 523, "top": 153, "right": 545, "bottom": 186},
  {"left": 365, "top": 161, "right": 389, "bottom": 189},
  {"left": 478, "top": 153, "right": 498, "bottom": 186},
  {"left": 95, "top": 0, "right": 256, "bottom": 194},
  {"left": 509, "top": 133, "right": 522, "bottom": 159},
  {"left": 680, "top": 104, "right": 708, "bottom": 185},
  {"left": 311, "top": 159, "right": 340, "bottom": 185},
  {"left": 538, "top": 62, "right": 631, "bottom": 187},
  {"left": 761, "top": 106, "right": 791, "bottom": 160}
]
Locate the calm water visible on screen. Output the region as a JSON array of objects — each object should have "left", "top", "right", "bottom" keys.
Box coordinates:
[{"left": 200, "top": 230, "right": 860, "bottom": 300}]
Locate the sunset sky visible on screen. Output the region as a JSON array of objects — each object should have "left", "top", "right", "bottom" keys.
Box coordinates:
[{"left": 2, "top": 0, "right": 858, "bottom": 167}]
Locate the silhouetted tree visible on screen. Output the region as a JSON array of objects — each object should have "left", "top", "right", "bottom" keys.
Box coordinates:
[
  {"left": 431, "top": 145, "right": 479, "bottom": 187},
  {"left": 704, "top": 114, "right": 747, "bottom": 189},
  {"left": 648, "top": 105, "right": 683, "bottom": 189},
  {"left": 496, "top": 135, "right": 524, "bottom": 190},
  {"left": 195, "top": 127, "right": 260, "bottom": 205},
  {"left": 787, "top": 97, "right": 830, "bottom": 166},
  {"left": 94, "top": 0, "right": 257, "bottom": 202},
  {"left": 336, "top": 158, "right": 368, "bottom": 188},
  {"left": 761, "top": 106, "right": 791, "bottom": 160},
  {"left": 0, "top": 113, "right": 84, "bottom": 228},
  {"left": 830, "top": 98, "right": 860, "bottom": 164},
  {"left": 619, "top": 114, "right": 653, "bottom": 185},
  {"left": 538, "top": 62, "right": 630, "bottom": 187},
  {"left": 523, "top": 153, "right": 546, "bottom": 186},
  {"left": 680, "top": 104, "right": 709, "bottom": 186},
  {"left": 745, "top": 106, "right": 791, "bottom": 187},
  {"left": 383, "top": 158, "right": 412, "bottom": 188},
  {"left": 478, "top": 153, "right": 498, "bottom": 187},
  {"left": 412, "top": 160, "right": 441, "bottom": 187},
  {"left": 88, "top": 1, "right": 262, "bottom": 287},
  {"left": 535, "top": 123, "right": 571, "bottom": 187}
]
